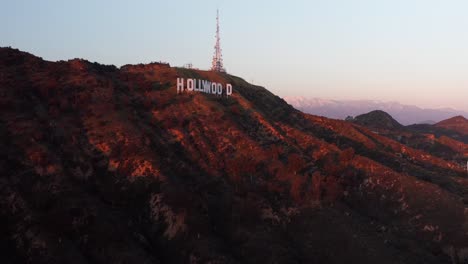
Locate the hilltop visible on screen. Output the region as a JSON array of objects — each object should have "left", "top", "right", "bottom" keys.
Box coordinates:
[
  {"left": 436, "top": 116, "right": 468, "bottom": 135},
  {"left": 1, "top": 47, "right": 467, "bottom": 264},
  {"left": 351, "top": 110, "right": 404, "bottom": 131}
]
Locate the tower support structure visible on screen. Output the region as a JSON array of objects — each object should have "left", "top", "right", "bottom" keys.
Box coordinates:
[{"left": 211, "top": 9, "right": 226, "bottom": 72}]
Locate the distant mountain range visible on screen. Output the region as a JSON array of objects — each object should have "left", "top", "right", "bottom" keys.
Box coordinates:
[{"left": 284, "top": 96, "right": 468, "bottom": 125}]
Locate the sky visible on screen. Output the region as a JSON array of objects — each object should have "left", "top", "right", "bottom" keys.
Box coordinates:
[{"left": 1, "top": 0, "right": 468, "bottom": 111}]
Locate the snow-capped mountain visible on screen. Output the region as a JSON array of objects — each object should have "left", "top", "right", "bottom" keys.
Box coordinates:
[{"left": 284, "top": 96, "right": 468, "bottom": 125}]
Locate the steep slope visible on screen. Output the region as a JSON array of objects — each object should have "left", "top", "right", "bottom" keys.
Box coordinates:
[{"left": 1, "top": 47, "right": 468, "bottom": 263}]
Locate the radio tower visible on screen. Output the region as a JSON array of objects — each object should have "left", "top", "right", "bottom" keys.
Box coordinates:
[{"left": 211, "top": 9, "right": 226, "bottom": 72}]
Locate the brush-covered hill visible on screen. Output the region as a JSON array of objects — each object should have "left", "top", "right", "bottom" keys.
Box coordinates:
[
  {"left": 1, "top": 47, "right": 468, "bottom": 264},
  {"left": 345, "top": 110, "right": 468, "bottom": 167},
  {"left": 435, "top": 116, "right": 468, "bottom": 135},
  {"left": 351, "top": 110, "right": 404, "bottom": 131}
]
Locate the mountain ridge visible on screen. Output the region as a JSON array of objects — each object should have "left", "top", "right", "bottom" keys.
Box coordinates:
[{"left": 1, "top": 47, "right": 468, "bottom": 263}]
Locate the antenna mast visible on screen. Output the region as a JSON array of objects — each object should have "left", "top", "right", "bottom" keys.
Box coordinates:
[{"left": 211, "top": 9, "right": 226, "bottom": 72}]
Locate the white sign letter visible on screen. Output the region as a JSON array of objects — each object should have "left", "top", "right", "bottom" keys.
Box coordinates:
[
  {"left": 177, "top": 78, "right": 184, "bottom": 93},
  {"left": 203, "top": 80, "right": 211, "bottom": 93},
  {"left": 187, "top": 79, "right": 194, "bottom": 91},
  {"left": 226, "top": 84, "right": 232, "bottom": 97},
  {"left": 196, "top": 79, "right": 202, "bottom": 91},
  {"left": 217, "top": 83, "right": 223, "bottom": 95},
  {"left": 211, "top": 82, "right": 217, "bottom": 94}
]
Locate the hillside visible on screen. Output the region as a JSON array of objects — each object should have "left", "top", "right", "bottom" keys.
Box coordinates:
[
  {"left": 1, "top": 47, "right": 468, "bottom": 264},
  {"left": 345, "top": 110, "right": 467, "bottom": 171}
]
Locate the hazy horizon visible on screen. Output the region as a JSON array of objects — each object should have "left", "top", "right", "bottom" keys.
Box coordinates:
[{"left": 2, "top": 0, "right": 467, "bottom": 111}]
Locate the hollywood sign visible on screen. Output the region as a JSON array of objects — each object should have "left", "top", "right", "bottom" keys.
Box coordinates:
[{"left": 176, "top": 78, "right": 233, "bottom": 97}]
